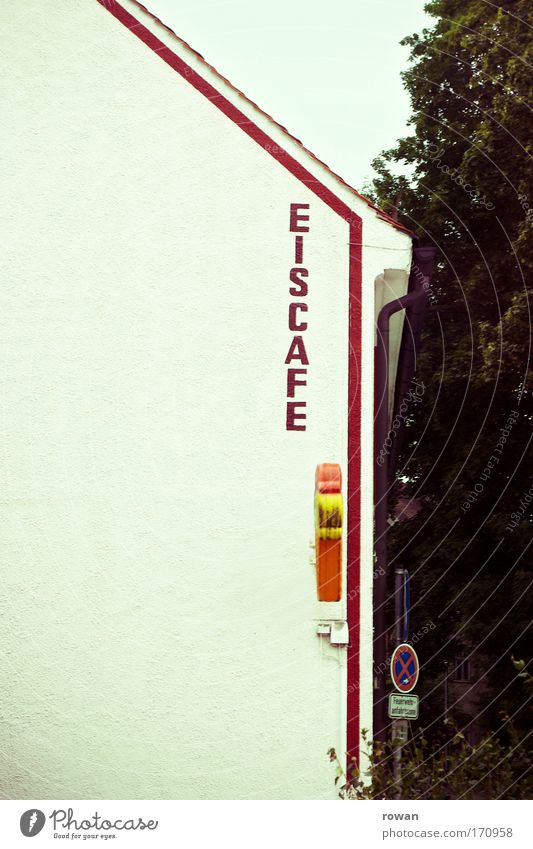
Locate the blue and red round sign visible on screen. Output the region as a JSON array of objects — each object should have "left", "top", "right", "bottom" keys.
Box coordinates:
[{"left": 390, "top": 643, "right": 419, "bottom": 693}]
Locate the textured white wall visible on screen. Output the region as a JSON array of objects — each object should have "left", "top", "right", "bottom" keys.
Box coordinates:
[
  {"left": 120, "top": 0, "right": 412, "bottom": 765},
  {"left": 0, "top": 0, "right": 348, "bottom": 800}
]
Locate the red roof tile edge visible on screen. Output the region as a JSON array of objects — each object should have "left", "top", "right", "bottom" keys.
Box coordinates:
[{"left": 127, "top": 0, "right": 415, "bottom": 238}]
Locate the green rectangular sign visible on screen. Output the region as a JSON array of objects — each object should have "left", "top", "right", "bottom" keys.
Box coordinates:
[{"left": 388, "top": 693, "right": 419, "bottom": 719}]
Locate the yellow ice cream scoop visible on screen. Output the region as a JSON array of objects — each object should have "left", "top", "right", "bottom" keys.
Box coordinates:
[{"left": 314, "top": 463, "right": 343, "bottom": 601}]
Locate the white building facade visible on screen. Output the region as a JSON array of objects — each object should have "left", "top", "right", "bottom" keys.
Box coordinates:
[{"left": 0, "top": 0, "right": 412, "bottom": 799}]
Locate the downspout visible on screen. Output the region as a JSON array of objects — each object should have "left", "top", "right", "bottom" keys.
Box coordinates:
[
  {"left": 374, "top": 245, "right": 437, "bottom": 743},
  {"left": 388, "top": 254, "right": 434, "bottom": 484}
]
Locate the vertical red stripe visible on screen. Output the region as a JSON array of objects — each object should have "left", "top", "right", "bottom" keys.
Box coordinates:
[{"left": 347, "top": 218, "right": 362, "bottom": 770}]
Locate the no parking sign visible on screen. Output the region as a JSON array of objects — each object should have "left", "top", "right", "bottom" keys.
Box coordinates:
[{"left": 390, "top": 643, "right": 419, "bottom": 693}]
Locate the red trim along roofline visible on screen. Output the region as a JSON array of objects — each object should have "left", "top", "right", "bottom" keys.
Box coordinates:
[
  {"left": 116, "top": 0, "right": 414, "bottom": 237},
  {"left": 96, "top": 0, "right": 369, "bottom": 768}
]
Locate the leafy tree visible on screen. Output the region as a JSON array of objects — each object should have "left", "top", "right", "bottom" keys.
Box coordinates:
[
  {"left": 330, "top": 662, "right": 532, "bottom": 798},
  {"left": 371, "top": 0, "right": 532, "bottom": 749},
  {"left": 330, "top": 662, "right": 533, "bottom": 799},
  {"left": 329, "top": 716, "right": 532, "bottom": 800}
]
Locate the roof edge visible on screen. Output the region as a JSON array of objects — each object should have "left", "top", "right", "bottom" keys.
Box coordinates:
[{"left": 100, "top": 0, "right": 414, "bottom": 238}]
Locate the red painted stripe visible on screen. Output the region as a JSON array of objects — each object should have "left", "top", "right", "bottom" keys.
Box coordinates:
[
  {"left": 347, "top": 220, "right": 362, "bottom": 767},
  {"left": 96, "top": 0, "right": 363, "bottom": 767}
]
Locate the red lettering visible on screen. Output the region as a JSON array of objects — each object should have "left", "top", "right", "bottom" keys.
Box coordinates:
[
  {"left": 286, "top": 401, "right": 307, "bottom": 431},
  {"left": 285, "top": 336, "right": 309, "bottom": 365},
  {"left": 289, "top": 267, "right": 308, "bottom": 297},
  {"left": 287, "top": 368, "right": 307, "bottom": 398},
  {"left": 285, "top": 204, "right": 310, "bottom": 431},
  {"left": 289, "top": 203, "right": 310, "bottom": 233},
  {"left": 289, "top": 302, "right": 308, "bottom": 331},
  {"left": 294, "top": 235, "right": 304, "bottom": 264}
]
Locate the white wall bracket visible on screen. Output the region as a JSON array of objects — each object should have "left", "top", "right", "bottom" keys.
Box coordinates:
[{"left": 316, "top": 620, "right": 349, "bottom": 646}]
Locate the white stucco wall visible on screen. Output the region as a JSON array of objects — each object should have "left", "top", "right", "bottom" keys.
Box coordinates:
[{"left": 0, "top": 0, "right": 411, "bottom": 799}]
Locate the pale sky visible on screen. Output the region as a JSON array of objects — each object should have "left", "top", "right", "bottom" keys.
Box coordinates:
[{"left": 147, "top": 0, "right": 433, "bottom": 191}]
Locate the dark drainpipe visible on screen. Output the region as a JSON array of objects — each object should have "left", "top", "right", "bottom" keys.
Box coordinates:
[
  {"left": 388, "top": 251, "right": 435, "bottom": 484},
  {"left": 374, "top": 245, "right": 437, "bottom": 743}
]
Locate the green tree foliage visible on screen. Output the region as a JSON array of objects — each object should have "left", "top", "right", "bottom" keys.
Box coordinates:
[
  {"left": 330, "top": 663, "right": 532, "bottom": 798},
  {"left": 329, "top": 715, "right": 532, "bottom": 799},
  {"left": 331, "top": 663, "right": 533, "bottom": 798},
  {"left": 372, "top": 0, "right": 532, "bottom": 747}
]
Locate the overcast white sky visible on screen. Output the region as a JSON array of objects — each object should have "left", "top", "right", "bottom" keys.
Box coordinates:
[{"left": 146, "top": 0, "right": 433, "bottom": 191}]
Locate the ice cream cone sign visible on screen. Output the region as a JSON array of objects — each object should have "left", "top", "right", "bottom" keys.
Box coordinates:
[{"left": 314, "top": 463, "right": 343, "bottom": 601}]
